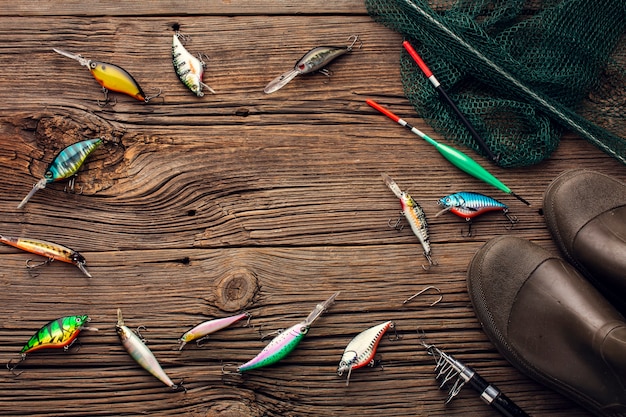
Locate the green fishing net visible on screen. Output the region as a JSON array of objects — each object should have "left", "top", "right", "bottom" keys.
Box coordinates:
[{"left": 365, "top": 0, "right": 626, "bottom": 167}]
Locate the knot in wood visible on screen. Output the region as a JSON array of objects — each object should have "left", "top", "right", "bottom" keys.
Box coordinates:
[{"left": 215, "top": 268, "right": 258, "bottom": 312}]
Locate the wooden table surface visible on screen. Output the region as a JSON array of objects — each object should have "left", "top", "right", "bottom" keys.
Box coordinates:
[{"left": 0, "top": 2, "right": 624, "bottom": 416}]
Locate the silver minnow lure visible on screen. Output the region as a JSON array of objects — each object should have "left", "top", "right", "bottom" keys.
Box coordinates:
[
  {"left": 116, "top": 309, "right": 185, "bottom": 392},
  {"left": 337, "top": 320, "right": 394, "bottom": 386},
  {"left": 172, "top": 25, "right": 215, "bottom": 97},
  {"left": 382, "top": 173, "right": 436, "bottom": 268},
  {"left": 264, "top": 35, "right": 360, "bottom": 94}
]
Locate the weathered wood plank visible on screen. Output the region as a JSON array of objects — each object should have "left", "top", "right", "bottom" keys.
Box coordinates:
[{"left": 0, "top": 1, "right": 367, "bottom": 16}]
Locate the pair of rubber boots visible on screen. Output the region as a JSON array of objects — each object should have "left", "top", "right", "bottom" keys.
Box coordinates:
[{"left": 468, "top": 169, "right": 626, "bottom": 416}]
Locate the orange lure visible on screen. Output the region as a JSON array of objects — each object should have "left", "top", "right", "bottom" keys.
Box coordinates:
[{"left": 0, "top": 234, "right": 92, "bottom": 278}]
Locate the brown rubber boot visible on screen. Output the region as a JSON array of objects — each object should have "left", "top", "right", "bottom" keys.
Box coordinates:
[
  {"left": 543, "top": 169, "right": 626, "bottom": 312},
  {"left": 467, "top": 236, "right": 626, "bottom": 416}
]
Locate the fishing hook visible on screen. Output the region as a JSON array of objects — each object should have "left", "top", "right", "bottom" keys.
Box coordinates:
[
  {"left": 135, "top": 325, "right": 147, "bottom": 343},
  {"left": 421, "top": 253, "right": 438, "bottom": 271},
  {"left": 26, "top": 258, "right": 53, "bottom": 270},
  {"left": 347, "top": 34, "right": 363, "bottom": 51},
  {"left": 6, "top": 357, "right": 24, "bottom": 377},
  {"left": 387, "top": 322, "right": 402, "bottom": 342},
  {"left": 97, "top": 87, "right": 117, "bottom": 107},
  {"left": 403, "top": 285, "right": 442, "bottom": 306},
  {"left": 195, "top": 336, "right": 210, "bottom": 348},
  {"left": 504, "top": 210, "right": 519, "bottom": 230},
  {"left": 462, "top": 219, "right": 474, "bottom": 238},
  {"left": 172, "top": 379, "right": 187, "bottom": 393},
  {"left": 388, "top": 215, "right": 404, "bottom": 231},
  {"left": 144, "top": 87, "right": 163, "bottom": 103}
]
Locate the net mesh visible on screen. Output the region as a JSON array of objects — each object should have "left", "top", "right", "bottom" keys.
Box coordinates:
[{"left": 365, "top": 0, "right": 626, "bottom": 167}]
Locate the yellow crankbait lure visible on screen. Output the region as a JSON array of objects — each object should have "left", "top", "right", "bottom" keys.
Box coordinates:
[{"left": 53, "top": 48, "right": 160, "bottom": 104}]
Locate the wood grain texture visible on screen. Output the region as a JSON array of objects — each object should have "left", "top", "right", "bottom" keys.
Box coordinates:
[{"left": 0, "top": 2, "right": 624, "bottom": 417}]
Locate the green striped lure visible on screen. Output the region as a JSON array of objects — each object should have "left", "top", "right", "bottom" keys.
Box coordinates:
[
  {"left": 18, "top": 138, "right": 102, "bottom": 209},
  {"left": 171, "top": 24, "right": 215, "bottom": 97},
  {"left": 8, "top": 315, "right": 97, "bottom": 375},
  {"left": 116, "top": 309, "right": 186, "bottom": 392}
]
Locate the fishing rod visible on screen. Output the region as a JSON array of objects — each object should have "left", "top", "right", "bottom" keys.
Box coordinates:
[{"left": 366, "top": 99, "right": 530, "bottom": 206}]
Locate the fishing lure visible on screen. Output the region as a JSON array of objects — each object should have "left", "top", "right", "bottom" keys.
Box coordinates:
[
  {"left": 17, "top": 138, "right": 103, "bottom": 209},
  {"left": 236, "top": 292, "right": 339, "bottom": 373},
  {"left": 382, "top": 173, "right": 436, "bottom": 268},
  {"left": 178, "top": 312, "right": 250, "bottom": 350},
  {"left": 0, "top": 234, "right": 92, "bottom": 278},
  {"left": 436, "top": 192, "right": 518, "bottom": 236},
  {"left": 52, "top": 48, "right": 160, "bottom": 104},
  {"left": 264, "top": 35, "right": 360, "bottom": 94},
  {"left": 337, "top": 320, "right": 396, "bottom": 386},
  {"left": 116, "top": 309, "right": 185, "bottom": 392},
  {"left": 7, "top": 314, "right": 97, "bottom": 374},
  {"left": 172, "top": 24, "right": 215, "bottom": 97}
]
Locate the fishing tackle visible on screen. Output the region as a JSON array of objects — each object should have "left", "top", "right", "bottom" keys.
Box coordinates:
[
  {"left": 382, "top": 173, "right": 437, "bottom": 269},
  {"left": 337, "top": 320, "right": 398, "bottom": 386},
  {"left": 52, "top": 48, "right": 161, "bottom": 105},
  {"left": 7, "top": 315, "right": 97, "bottom": 375},
  {"left": 403, "top": 285, "right": 443, "bottom": 306},
  {"left": 0, "top": 234, "right": 92, "bottom": 278},
  {"left": 264, "top": 35, "right": 361, "bottom": 94},
  {"left": 17, "top": 138, "right": 103, "bottom": 209},
  {"left": 116, "top": 309, "right": 186, "bottom": 392},
  {"left": 235, "top": 292, "right": 339, "bottom": 373},
  {"left": 436, "top": 192, "right": 518, "bottom": 236},
  {"left": 172, "top": 24, "right": 215, "bottom": 97},
  {"left": 178, "top": 312, "right": 250, "bottom": 350},
  {"left": 367, "top": 100, "right": 531, "bottom": 206},
  {"left": 421, "top": 337, "right": 529, "bottom": 416}
]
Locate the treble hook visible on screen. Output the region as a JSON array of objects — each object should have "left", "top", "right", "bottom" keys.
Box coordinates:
[
  {"left": 347, "top": 35, "right": 363, "bottom": 51},
  {"left": 26, "top": 258, "right": 53, "bottom": 270},
  {"left": 6, "top": 357, "right": 25, "bottom": 376},
  {"left": 387, "top": 322, "right": 402, "bottom": 342},
  {"left": 144, "top": 87, "right": 163, "bottom": 103},
  {"left": 504, "top": 210, "right": 519, "bottom": 230},
  {"left": 135, "top": 325, "right": 147, "bottom": 343},
  {"left": 421, "top": 253, "right": 438, "bottom": 271},
  {"left": 388, "top": 215, "right": 404, "bottom": 231},
  {"left": 97, "top": 87, "right": 117, "bottom": 107},
  {"left": 403, "top": 285, "right": 442, "bottom": 306},
  {"left": 462, "top": 219, "right": 474, "bottom": 238},
  {"left": 172, "top": 379, "right": 187, "bottom": 393}
]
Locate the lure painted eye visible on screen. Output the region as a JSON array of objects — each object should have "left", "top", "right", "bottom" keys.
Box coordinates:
[
  {"left": 44, "top": 171, "right": 54, "bottom": 180},
  {"left": 75, "top": 317, "right": 83, "bottom": 324},
  {"left": 90, "top": 62, "right": 97, "bottom": 70},
  {"left": 300, "top": 326, "right": 308, "bottom": 335}
]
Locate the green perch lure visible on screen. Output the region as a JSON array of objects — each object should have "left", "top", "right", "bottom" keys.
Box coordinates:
[
  {"left": 17, "top": 138, "right": 102, "bottom": 209},
  {"left": 7, "top": 315, "right": 97, "bottom": 375}
]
